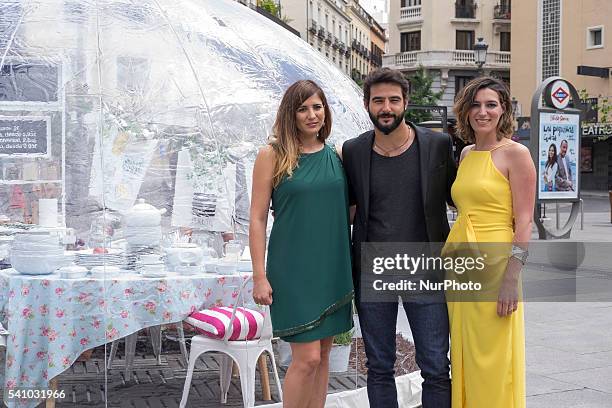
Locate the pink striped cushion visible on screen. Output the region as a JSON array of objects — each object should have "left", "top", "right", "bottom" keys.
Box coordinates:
[{"left": 185, "top": 306, "right": 264, "bottom": 341}]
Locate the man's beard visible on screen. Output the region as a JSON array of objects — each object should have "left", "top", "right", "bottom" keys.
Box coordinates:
[{"left": 368, "top": 109, "right": 406, "bottom": 135}]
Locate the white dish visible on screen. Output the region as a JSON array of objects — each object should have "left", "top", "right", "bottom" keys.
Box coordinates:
[
  {"left": 58, "top": 265, "right": 89, "bottom": 279},
  {"left": 140, "top": 254, "right": 162, "bottom": 264},
  {"left": 140, "top": 270, "right": 168, "bottom": 278},
  {"left": 175, "top": 265, "right": 203, "bottom": 275},
  {"left": 11, "top": 253, "right": 67, "bottom": 275},
  {"left": 90, "top": 266, "right": 121, "bottom": 276},
  {"left": 203, "top": 260, "right": 219, "bottom": 274},
  {"left": 237, "top": 260, "right": 253, "bottom": 272},
  {"left": 216, "top": 261, "right": 237, "bottom": 275}
]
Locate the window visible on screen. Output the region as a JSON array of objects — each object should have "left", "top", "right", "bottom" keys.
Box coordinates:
[
  {"left": 455, "top": 76, "right": 475, "bottom": 98},
  {"left": 587, "top": 26, "right": 604, "bottom": 49},
  {"left": 455, "top": 0, "right": 476, "bottom": 18},
  {"left": 401, "top": 31, "right": 421, "bottom": 52},
  {"left": 456, "top": 30, "right": 475, "bottom": 50},
  {"left": 500, "top": 32, "right": 511, "bottom": 52},
  {"left": 541, "top": 0, "right": 560, "bottom": 79},
  {"left": 401, "top": 0, "right": 421, "bottom": 7}
]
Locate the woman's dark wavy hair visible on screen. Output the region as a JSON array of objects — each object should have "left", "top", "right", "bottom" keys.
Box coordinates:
[
  {"left": 453, "top": 76, "right": 514, "bottom": 143},
  {"left": 546, "top": 143, "right": 558, "bottom": 169}
]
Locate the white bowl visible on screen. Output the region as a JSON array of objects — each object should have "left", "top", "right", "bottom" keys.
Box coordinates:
[
  {"left": 11, "top": 253, "right": 67, "bottom": 275},
  {"left": 11, "top": 246, "right": 64, "bottom": 257},
  {"left": 216, "top": 260, "right": 237, "bottom": 275}
]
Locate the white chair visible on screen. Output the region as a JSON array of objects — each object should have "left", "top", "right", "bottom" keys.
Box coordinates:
[{"left": 179, "top": 277, "right": 283, "bottom": 408}]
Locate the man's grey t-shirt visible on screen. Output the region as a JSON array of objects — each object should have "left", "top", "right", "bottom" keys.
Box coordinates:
[{"left": 367, "top": 139, "right": 428, "bottom": 243}]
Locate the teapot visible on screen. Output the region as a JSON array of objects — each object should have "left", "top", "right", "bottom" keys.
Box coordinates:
[{"left": 124, "top": 198, "right": 167, "bottom": 227}]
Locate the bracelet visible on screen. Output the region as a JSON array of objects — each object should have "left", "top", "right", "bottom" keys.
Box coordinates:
[{"left": 510, "top": 245, "right": 528, "bottom": 265}]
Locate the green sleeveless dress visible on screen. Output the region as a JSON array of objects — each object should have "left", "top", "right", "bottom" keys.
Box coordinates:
[{"left": 267, "top": 144, "right": 354, "bottom": 342}]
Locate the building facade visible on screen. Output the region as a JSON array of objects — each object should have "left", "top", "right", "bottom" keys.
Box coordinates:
[
  {"left": 384, "top": 0, "right": 511, "bottom": 113},
  {"left": 512, "top": 0, "right": 612, "bottom": 190},
  {"left": 369, "top": 10, "right": 385, "bottom": 73},
  {"left": 281, "top": 0, "right": 352, "bottom": 74},
  {"left": 266, "top": 1, "right": 386, "bottom": 79}
]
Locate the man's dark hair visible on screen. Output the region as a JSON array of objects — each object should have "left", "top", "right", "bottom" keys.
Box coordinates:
[{"left": 363, "top": 68, "right": 410, "bottom": 104}]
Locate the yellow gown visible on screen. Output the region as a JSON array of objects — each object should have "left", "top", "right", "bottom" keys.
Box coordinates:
[{"left": 446, "top": 145, "right": 526, "bottom": 408}]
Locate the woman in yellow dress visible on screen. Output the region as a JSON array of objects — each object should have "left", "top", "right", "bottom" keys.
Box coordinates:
[{"left": 447, "top": 77, "right": 535, "bottom": 408}]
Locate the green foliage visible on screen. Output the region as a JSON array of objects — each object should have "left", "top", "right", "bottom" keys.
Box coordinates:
[
  {"left": 579, "top": 89, "right": 611, "bottom": 123},
  {"left": 405, "top": 66, "right": 443, "bottom": 124},
  {"left": 258, "top": 0, "right": 279, "bottom": 17},
  {"left": 333, "top": 330, "right": 354, "bottom": 345}
]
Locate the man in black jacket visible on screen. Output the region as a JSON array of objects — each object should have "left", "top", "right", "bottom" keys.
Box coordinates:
[{"left": 342, "top": 68, "right": 455, "bottom": 408}]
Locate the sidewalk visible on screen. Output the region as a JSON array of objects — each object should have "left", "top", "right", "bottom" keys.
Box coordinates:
[{"left": 525, "top": 202, "right": 612, "bottom": 407}]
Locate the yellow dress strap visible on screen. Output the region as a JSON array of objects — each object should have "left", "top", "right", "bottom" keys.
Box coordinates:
[{"left": 489, "top": 142, "right": 512, "bottom": 152}]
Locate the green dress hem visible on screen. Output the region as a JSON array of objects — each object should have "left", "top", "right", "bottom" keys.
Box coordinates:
[{"left": 272, "top": 290, "right": 354, "bottom": 338}]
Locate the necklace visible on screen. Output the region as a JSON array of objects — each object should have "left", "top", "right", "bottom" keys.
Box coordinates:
[{"left": 373, "top": 128, "right": 413, "bottom": 157}]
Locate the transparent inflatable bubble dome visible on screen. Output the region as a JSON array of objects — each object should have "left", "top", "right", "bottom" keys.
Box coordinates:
[{"left": 0, "top": 0, "right": 370, "bottom": 235}]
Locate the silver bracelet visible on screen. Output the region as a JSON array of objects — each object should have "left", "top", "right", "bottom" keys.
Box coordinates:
[{"left": 510, "top": 245, "right": 528, "bottom": 265}]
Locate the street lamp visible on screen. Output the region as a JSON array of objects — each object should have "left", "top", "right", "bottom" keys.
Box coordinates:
[{"left": 473, "top": 37, "right": 488, "bottom": 75}]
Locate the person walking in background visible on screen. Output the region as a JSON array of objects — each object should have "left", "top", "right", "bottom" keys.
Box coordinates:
[
  {"left": 555, "top": 139, "right": 574, "bottom": 191},
  {"left": 341, "top": 68, "right": 455, "bottom": 408},
  {"left": 543, "top": 143, "right": 558, "bottom": 191},
  {"left": 447, "top": 76, "right": 535, "bottom": 408},
  {"left": 249, "top": 80, "right": 353, "bottom": 408}
]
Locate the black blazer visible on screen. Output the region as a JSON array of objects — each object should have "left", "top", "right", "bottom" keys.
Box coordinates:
[{"left": 342, "top": 124, "right": 457, "bottom": 281}]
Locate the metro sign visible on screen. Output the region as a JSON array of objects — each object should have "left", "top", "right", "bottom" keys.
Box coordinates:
[
  {"left": 547, "top": 80, "right": 571, "bottom": 109},
  {"left": 552, "top": 87, "right": 569, "bottom": 105}
]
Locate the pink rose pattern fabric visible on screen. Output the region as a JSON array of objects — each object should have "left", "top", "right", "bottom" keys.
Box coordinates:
[{"left": 0, "top": 271, "right": 252, "bottom": 408}]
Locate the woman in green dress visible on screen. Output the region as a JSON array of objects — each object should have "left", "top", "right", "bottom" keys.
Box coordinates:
[{"left": 249, "top": 80, "right": 353, "bottom": 408}]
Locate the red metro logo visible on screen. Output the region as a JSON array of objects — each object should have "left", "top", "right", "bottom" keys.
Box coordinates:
[
  {"left": 547, "top": 80, "right": 572, "bottom": 109},
  {"left": 552, "top": 87, "right": 569, "bottom": 105}
]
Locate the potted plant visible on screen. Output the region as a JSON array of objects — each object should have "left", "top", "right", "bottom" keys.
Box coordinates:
[{"left": 329, "top": 329, "right": 354, "bottom": 372}]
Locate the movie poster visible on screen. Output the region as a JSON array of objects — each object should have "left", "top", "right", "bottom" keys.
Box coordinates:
[{"left": 538, "top": 112, "right": 580, "bottom": 200}]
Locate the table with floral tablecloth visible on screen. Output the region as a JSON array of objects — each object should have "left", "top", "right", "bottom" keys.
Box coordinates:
[{"left": 0, "top": 269, "right": 252, "bottom": 408}]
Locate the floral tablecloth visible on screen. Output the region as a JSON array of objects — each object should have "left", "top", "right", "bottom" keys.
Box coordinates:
[{"left": 0, "top": 269, "right": 253, "bottom": 408}]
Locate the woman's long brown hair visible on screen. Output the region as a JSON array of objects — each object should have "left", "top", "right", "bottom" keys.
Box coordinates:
[{"left": 270, "top": 80, "right": 332, "bottom": 188}]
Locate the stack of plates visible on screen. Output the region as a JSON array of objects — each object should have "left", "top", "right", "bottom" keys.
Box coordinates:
[
  {"left": 74, "top": 248, "right": 127, "bottom": 269},
  {"left": 139, "top": 262, "right": 167, "bottom": 278}
]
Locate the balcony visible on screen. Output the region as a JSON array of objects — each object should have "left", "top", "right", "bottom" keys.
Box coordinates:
[
  {"left": 493, "top": 4, "right": 511, "bottom": 20},
  {"left": 455, "top": 2, "right": 477, "bottom": 19},
  {"left": 309, "top": 19, "right": 317, "bottom": 34},
  {"left": 383, "top": 50, "right": 511, "bottom": 71},
  {"left": 317, "top": 26, "right": 325, "bottom": 39},
  {"left": 398, "top": 5, "right": 423, "bottom": 29},
  {"left": 333, "top": 37, "right": 339, "bottom": 49},
  {"left": 492, "top": 3, "right": 511, "bottom": 33},
  {"left": 325, "top": 32, "right": 332, "bottom": 44},
  {"left": 352, "top": 39, "right": 359, "bottom": 51}
]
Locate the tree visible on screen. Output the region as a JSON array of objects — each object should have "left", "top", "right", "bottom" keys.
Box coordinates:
[
  {"left": 405, "top": 66, "right": 444, "bottom": 124},
  {"left": 257, "top": 0, "right": 279, "bottom": 17}
]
